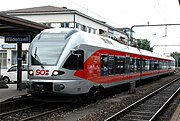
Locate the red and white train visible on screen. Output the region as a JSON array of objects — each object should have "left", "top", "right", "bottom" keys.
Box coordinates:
[{"left": 27, "top": 28, "right": 175, "bottom": 102}]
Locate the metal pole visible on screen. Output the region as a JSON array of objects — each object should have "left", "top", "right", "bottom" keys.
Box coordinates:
[
  {"left": 0, "top": 63, "right": 1, "bottom": 81},
  {"left": 0, "top": 63, "right": 1, "bottom": 76},
  {"left": 17, "top": 43, "right": 22, "bottom": 91}
]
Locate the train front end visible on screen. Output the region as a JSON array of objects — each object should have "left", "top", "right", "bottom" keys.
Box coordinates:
[{"left": 27, "top": 28, "right": 86, "bottom": 102}]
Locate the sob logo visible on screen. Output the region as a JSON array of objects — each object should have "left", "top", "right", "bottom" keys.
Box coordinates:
[{"left": 36, "top": 69, "right": 49, "bottom": 76}]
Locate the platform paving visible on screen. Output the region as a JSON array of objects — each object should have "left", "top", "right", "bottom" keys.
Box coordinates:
[
  {"left": 0, "top": 84, "right": 27, "bottom": 102},
  {"left": 170, "top": 103, "right": 180, "bottom": 121}
]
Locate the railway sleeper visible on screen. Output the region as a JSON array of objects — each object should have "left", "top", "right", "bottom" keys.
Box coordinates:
[
  {"left": 122, "top": 114, "right": 152, "bottom": 120},
  {"left": 130, "top": 110, "right": 155, "bottom": 116}
]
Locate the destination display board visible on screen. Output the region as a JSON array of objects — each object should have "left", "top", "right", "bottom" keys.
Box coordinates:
[{"left": 5, "top": 35, "right": 30, "bottom": 43}]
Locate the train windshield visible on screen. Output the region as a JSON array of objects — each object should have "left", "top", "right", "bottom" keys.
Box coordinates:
[{"left": 31, "top": 33, "right": 68, "bottom": 65}]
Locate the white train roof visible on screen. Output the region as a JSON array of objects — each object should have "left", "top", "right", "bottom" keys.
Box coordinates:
[
  {"left": 79, "top": 31, "right": 140, "bottom": 55},
  {"left": 39, "top": 28, "right": 174, "bottom": 61},
  {"left": 41, "top": 28, "right": 75, "bottom": 33}
]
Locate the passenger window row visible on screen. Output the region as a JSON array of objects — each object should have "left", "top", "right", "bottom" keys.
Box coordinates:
[{"left": 100, "top": 55, "right": 174, "bottom": 76}]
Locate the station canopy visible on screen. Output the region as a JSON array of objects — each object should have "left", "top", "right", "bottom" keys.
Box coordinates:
[{"left": 0, "top": 12, "right": 50, "bottom": 38}]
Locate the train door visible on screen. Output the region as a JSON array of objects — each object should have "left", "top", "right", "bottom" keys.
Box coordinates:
[
  {"left": 139, "top": 58, "right": 143, "bottom": 80},
  {"left": 135, "top": 58, "right": 142, "bottom": 80},
  {"left": 125, "top": 56, "right": 130, "bottom": 75},
  {"left": 108, "top": 55, "right": 115, "bottom": 75},
  {"left": 101, "top": 55, "right": 108, "bottom": 76}
]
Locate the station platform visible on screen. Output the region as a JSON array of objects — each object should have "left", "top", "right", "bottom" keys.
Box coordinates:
[
  {"left": 170, "top": 103, "right": 180, "bottom": 121},
  {"left": 0, "top": 84, "right": 28, "bottom": 102}
]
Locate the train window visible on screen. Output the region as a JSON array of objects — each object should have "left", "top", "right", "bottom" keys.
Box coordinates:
[
  {"left": 154, "top": 61, "right": 159, "bottom": 70},
  {"left": 161, "top": 61, "right": 163, "bottom": 70},
  {"left": 164, "top": 62, "right": 166, "bottom": 69},
  {"left": 101, "top": 55, "right": 108, "bottom": 76},
  {"left": 164, "top": 61, "right": 168, "bottom": 70},
  {"left": 115, "top": 56, "right": 126, "bottom": 74},
  {"left": 149, "top": 60, "right": 154, "bottom": 70},
  {"left": 145, "top": 60, "right": 149, "bottom": 71},
  {"left": 166, "top": 62, "right": 169, "bottom": 69},
  {"left": 120, "top": 57, "right": 126, "bottom": 74},
  {"left": 163, "top": 62, "right": 165, "bottom": 69},
  {"left": 158, "top": 61, "right": 161, "bottom": 70},
  {"left": 136, "top": 59, "right": 141, "bottom": 72},
  {"left": 168, "top": 62, "right": 171, "bottom": 69},
  {"left": 125, "top": 56, "right": 130, "bottom": 73},
  {"left": 134, "top": 59, "right": 138, "bottom": 72},
  {"left": 63, "top": 50, "right": 84, "bottom": 70},
  {"left": 142, "top": 60, "right": 146, "bottom": 71},
  {"left": 171, "top": 61, "right": 175, "bottom": 69},
  {"left": 130, "top": 58, "right": 135, "bottom": 73},
  {"left": 108, "top": 56, "right": 115, "bottom": 75},
  {"left": 31, "top": 33, "right": 69, "bottom": 66},
  {"left": 163, "top": 62, "right": 166, "bottom": 69},
  {"left": 142, "top": 60, "right": 149, "bottom": 71},
  {"left": 166, "top": 62, "right": 168, "bottom": 69},
  {"left": 115, "top": 56, "right": 121, "bottom": 74}
]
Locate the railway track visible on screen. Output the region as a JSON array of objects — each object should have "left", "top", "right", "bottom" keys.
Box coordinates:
[
  {"left": 0, "top": 73, "right": 179, "bottom": 121},
  {"left": 104, "top": 77, "right": 180, "bottom": 121},
  {"left": 0, "top": 102, "right": 69, "bottom": 121},
  {"left": 0, "top": 95, "right": 36, "bottom": 113}
]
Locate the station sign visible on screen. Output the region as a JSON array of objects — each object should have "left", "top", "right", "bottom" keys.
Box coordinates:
[
  {"left": 5, "top": 35, "right": 30, "bottom": 43},
  {"left": 1, "top": 44, "right": 16, "bottom": 49}
]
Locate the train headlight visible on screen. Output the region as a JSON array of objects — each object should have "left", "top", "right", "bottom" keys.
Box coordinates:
[
  {"left": 53, "top": 70, "right": 59, "bottom": 76},
  {"left": 28, "top": 70, "right": 34, "bottom": 76},
  {"left": 52, "top": 70, "right": 65, "bottom": 76}
]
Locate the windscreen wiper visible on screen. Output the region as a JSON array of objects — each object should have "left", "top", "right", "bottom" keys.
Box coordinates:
[{"left": 34, "top": 47, "right": 44, "bottom": 69}]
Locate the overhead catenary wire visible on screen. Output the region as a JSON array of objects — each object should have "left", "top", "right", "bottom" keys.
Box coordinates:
[{"left": 66, "top": 0, "right": 121, "bottom": 27}]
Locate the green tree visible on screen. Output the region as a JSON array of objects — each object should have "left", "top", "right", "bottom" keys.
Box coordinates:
[
  {"left": 134, "top": 39, "right": 153, "bottom": 52},
  {"left": 171, "top": 52, "right": 180, "bottom": 67}
]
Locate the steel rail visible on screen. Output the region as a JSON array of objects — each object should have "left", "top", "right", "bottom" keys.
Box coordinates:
[
  {"left": 104, "top": 76, "right": 180, "bottom": 121},
  {"left": 0, "top": 95, "right": 33, "bottom": 113},
  {"left": 20, "top": 105, "right": 70, "bottom": 121},
  {"left": 0, "top": 103, "right": 46, "bottom": 117},
  {"left": 149, "top": 87, "right": 180, "bottom": 121}
]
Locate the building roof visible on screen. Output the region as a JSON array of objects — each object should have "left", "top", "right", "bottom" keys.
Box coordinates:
[
  {"left": 0, "top": 12, "right": 50, "bottom": 36},
  {"left": 2, "top": 6, "right": 112, "bottom": 28},
  {"left": 2, "top": 5, "right": 74, "bottom": 14},
  {"left": 2, "top": 6, "right": 125, "bottom": 36}
]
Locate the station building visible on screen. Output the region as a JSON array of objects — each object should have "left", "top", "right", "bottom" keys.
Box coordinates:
[{"left": 0, "top": 5, "right": 128, "bottom": 71}]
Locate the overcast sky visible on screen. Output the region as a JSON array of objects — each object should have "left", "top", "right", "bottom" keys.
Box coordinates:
[{"left": 0, "top": 0, "right": 180, "bottom": 54}]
